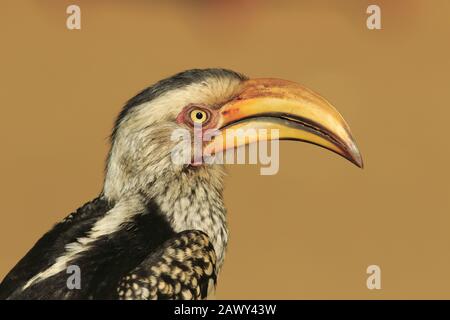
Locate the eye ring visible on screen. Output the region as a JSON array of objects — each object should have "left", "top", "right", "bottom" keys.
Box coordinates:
[{"left": 190, "top": 109, "right": 209, "bottom": 124}]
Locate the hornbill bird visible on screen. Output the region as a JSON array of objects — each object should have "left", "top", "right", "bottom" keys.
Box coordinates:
[{"left": 0, "top": 69, "right": 362, "bottom": 300}]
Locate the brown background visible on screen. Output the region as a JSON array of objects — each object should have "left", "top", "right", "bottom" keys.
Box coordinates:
[{"left": 1, "top": 0, "right": 449, "bottom": 299}]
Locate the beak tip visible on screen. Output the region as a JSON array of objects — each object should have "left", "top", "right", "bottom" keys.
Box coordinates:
[
  {"left": 345, "top": 141, "right": 363, "bottom": 169},
  {"left": 354, "top": 156, "right": 364, "bottom": 169},
  {"left": 350, "top": 149, "right": 364, "bottom": 169}
]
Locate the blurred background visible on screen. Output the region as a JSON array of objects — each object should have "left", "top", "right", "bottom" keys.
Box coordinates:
[{"left": 1, "top": 0, "right": 449, "bottom": 299}]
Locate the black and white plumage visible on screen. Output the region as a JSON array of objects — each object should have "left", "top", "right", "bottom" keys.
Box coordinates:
[{"left": 0, "top": 68, "right": 362, "bottom": 300}]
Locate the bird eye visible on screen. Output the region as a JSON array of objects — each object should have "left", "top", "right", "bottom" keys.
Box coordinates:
[{"left": 190, "top": 109, "right": 208, "bottom": 124}]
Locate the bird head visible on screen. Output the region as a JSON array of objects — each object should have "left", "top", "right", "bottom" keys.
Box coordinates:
[{"left": 103, "top": 69, "right": 362, "bottom": 201}]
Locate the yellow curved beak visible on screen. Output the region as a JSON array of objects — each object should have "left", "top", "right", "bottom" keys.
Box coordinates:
[{"left": 205, "top": 78, "right": 363, "bottom": 168}]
